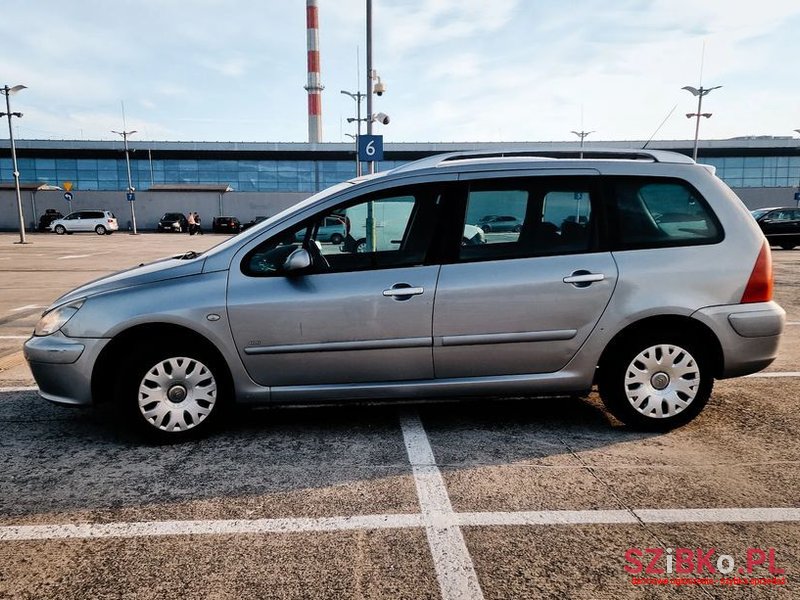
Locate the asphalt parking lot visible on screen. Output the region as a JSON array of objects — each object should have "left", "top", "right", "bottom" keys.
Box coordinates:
[{"left": 0, "top": 231, "right": 798, "bottom": 599}]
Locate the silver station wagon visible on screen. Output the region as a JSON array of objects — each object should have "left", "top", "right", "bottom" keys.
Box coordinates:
[{"left": 24, "top": 150, "right": 785, "bottom": 440}]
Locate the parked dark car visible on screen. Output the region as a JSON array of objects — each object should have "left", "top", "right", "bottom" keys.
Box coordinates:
[
  {"left": 242, "top": 215, "right": 268, "bottom": 231},
  {"left": 157, "top": 212, "right": 188, "bottom": 233},
  {"left": 751, "top": 207, "right": 800, "bottom": 250},
  {"left": 212, "top": 215, "right": 242, "bottom": 233},
  {"left": 477, "top": 214, "right": 522, "bottom": 233},
  {"left": 38, "top": 209, "right": 63, "bottom": 232}
]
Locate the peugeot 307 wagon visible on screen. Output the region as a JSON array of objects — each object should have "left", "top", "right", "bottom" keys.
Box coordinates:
[{"left": 24, "top": 150, "right": 785, "bottom": 440}]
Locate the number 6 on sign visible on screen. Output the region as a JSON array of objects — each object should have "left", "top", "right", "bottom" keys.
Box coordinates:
[{"left": 358, "top": 135, "right": 384, "bottom": 162}]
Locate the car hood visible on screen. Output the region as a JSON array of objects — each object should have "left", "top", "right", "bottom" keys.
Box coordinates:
[{"left": 51, "top": 254, "right": 206, "bottom": 307}]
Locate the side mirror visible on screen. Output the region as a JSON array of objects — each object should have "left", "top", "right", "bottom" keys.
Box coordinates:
[{"left": 283, "top": 248, "right": 311, "bottom": 272}]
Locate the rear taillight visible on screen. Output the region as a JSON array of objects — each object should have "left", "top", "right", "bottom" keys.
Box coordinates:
[{"left": 741, "top": 241, "right": 773, "bottom": 303}]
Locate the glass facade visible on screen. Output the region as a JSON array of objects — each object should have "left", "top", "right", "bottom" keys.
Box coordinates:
[
  {"left": 0, "top": 152, "right": 797, "bottom": 193},
  {"left": 701, "top": 156, "right": 800, "bottom": 188},
  {"left": 0, "top": 157, "right": 407, "bottom": 193}
]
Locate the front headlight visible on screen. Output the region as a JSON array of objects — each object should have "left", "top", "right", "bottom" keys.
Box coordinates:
[{"left": 34, "top": 300, "right": 85, "bottom": 337}]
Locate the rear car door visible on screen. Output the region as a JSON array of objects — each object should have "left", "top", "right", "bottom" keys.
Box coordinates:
[
  {"left": 433, "top": 174, "right": 617, "bottom": 378},
  {"left": 226, "top": 182, "right": 447, "bottom": 388}
]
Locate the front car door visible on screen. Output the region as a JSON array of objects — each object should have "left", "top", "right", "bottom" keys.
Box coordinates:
[
  {"left": 226, "top": 183, "right": 447, "bottom": 388},
  {"left": 433, "top": 174, "right": 617, "bottom": 378}
]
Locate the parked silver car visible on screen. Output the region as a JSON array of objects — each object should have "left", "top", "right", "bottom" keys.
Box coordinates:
[{"left": 25, "top": 150, "right": 785, "bottom": 440}]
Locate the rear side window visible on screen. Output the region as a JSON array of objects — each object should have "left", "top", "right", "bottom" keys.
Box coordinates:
[
  {"left": 611, "top": 178, "right": 722, "bottom": 249},
  {"left": 459, "top": 178, "right": 596, "bottom": 262},
  {"left": 85, "top": 211, "right": 104, "bottom": 219}
]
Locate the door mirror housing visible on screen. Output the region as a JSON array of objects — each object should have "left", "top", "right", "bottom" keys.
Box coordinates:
[{"left": 283, "top": 248, "right": 311, "bottom": 272}]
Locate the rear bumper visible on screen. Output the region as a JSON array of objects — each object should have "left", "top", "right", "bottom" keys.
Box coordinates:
[{"left": 693, "top": 301, "right": 785, "bottom": 378}]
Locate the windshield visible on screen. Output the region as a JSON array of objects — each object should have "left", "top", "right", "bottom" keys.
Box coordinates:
[{"left": 750, "top": 209, "right": 771, "bottom": 219}]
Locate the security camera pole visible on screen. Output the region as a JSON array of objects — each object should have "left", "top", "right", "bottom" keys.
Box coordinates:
[{"left": 112, "top": 129, "right": 138, "bottom": 234}]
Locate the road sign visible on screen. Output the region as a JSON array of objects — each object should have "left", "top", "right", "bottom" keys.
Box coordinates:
[
  {"left": 358, "top": 135, "right": 384, "bottom": 162},
  {"left": 63, "top": 192, "right": 73, "bottom": 201},
  {"left": 794, "top": 191, "right": 800, "bottom": 202},
  {"left": 126, "top": 192, "right": 136, "bottom": 202},
  {"left": 63, "top": 181, "right": 73, "bottom": 192}
]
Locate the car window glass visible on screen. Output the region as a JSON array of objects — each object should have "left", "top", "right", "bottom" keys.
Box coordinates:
[
  {"left": 243, "top": 187, "right": 437, "bottom": 277},
  {"left": 459, "top": 181, "right": 594, "bottom": 262},
  {"left": 613, "top": 179, "right": 721, "bottom": 248}
]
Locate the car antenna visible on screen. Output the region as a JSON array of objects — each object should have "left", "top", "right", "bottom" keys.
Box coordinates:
[{"left": 642, "top": 104, "right": 677, "bottom": 149}]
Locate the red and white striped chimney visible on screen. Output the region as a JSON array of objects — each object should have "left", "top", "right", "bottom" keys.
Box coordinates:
[{"left": 305, "top": 0, "right": 323, "bottom": 143}]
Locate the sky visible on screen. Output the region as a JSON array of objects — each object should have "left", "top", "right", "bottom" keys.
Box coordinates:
[{"left": 2, "top": 0, "right": 799, "bottom": 144}]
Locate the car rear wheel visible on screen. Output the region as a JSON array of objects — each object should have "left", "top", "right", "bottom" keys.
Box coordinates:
[
  {"left": 329, "top": 233, "right": 343, "bottom": 245},
  {"left": 117, "top": 347, "right": 228, "bottom": 441},
  {"left": 95, "top": 225, "right": 107, "bottom": 235},
  {"left": 54, "top": 225, "right": 66, "bottom": 235},
  {"left": 598, "top": 335, "right": 712, "bottom": 430}
]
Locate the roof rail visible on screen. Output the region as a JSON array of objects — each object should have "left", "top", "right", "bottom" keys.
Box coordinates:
[{"left": 387, "top": 147, "right": 694, "bottom": 175}]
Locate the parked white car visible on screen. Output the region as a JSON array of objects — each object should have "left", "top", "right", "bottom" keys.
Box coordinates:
[{"left": 50, "top": 210, "right": 119, "bottom": 235}]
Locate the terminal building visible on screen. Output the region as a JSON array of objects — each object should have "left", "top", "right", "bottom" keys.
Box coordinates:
[{"left": 1, "top": 137, "right": 799, "bottom": 231}]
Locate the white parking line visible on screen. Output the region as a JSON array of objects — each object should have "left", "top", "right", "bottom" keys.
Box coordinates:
[
  {"left": 0, "top": 514, "right": 424, "bottom": 542},
  {"left": 2, "top": 507, "right": 799, "bottom": 543},
  {"left": 9, "top": 305, "right": 43, "bottom": 313},
  {"left": 0, "top": 386, "right": 38, "bottom": 392},
  {"left": 0, "top": 336, "right": 28, "bottom": 340},
  {"left": 746, "top": 372, "right": 800, "bottom": 378},
  {"left": 400, "top": 411, "right": 485, "bottom": 600}
]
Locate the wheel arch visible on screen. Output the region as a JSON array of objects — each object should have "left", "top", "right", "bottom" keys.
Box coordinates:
[
  {"left": 91, "top": 322, "right": 234, "bottom": 404},
  {"left": 596, "top": 315, "right": 724, "bottom": 381}
]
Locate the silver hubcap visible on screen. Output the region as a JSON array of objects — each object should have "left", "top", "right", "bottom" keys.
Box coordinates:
[
  {"left": 138, "top": 356, "right": 217, "bottom": 432},
  {"left": 624, "top": 344, "right": 700, "bottom": 419}
]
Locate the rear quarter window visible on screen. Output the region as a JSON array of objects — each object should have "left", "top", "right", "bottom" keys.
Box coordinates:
[{"left": 610, "top": 178, "right": 723, "bottom": 249}]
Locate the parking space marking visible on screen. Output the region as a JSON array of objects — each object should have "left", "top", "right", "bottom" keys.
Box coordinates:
[
  {"left": 746, "top": 372, "right": 800, "bottom": 378},
  {"left": 400, "top": 411, "right": 485, "bottom": 600},
  {"left": 0, "top": 335, "right": 28, "bottom": 340},
  {"left": 57, "top": 254, "right": 94, "bottom": 260},
  {"left": 0, "top": 514, "right": 424, "bottom": 542},
  {"left": 3, "top": 507, "right": 799, "bottom": 543},
  {"left": 10, "top": 304, "right": 43, "bottom": 313},
  {"left": 0, "top": 386, "right": 38, "bottom": 392}
]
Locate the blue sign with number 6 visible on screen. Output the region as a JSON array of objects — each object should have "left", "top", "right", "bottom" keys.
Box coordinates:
[{"left": 358, "top": 135, "right": 383, "bottom": 162}]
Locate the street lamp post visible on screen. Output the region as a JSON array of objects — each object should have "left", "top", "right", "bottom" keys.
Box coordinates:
[
  {"left": 571, "top": 130, "right": 594, "bottom": 159},
  {"left": 682, "top": 85, "right": 722, "bottom": 161},
  {"left": 341, "top": 89, "right": 365, "bottom": 176},
  {"left": 1, "top": 84, "right": 28, "bottom": 244},
  {"left": 112, "top": 129, "right": 138, "bottom": 234}
]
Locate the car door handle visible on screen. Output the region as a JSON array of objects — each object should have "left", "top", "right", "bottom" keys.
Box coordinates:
[
  {"left": 563, "top": 272, "right": 605, "bottom": 286},
  {"left": 383, "top": 285, "right": 424, "bottom": 297}
]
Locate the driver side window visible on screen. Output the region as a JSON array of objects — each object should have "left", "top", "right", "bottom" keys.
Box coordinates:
[{"left": 243, "top": 185, "right": 439, "bottom": 277}]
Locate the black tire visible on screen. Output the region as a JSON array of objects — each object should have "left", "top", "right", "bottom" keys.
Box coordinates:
[
  {"left": 780, "top": 244, "right": 795, "bottom": 250},
  {"left": 329, "top": 233, "right": 343, "bottom": 245},
  {"left": 483, "top": 224, "right": 492, "bottom": 233},
  {"left": 54, "top": 225, "right": 66, "bottom": 235},
  {"left": 95, "top": 225, "right": 107, "bottom": 235},
  {"left": 116, "top": 344, "right": 230, "bottom": 441},
  {"left": 598, "top": 334, "right": 713, "bottom": 431}
]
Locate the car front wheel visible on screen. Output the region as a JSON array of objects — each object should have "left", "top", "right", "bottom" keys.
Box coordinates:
[
  {"left": 54, "top": 225, "right": 66, "bottom": 235},
  {"left": 598, "top": 336, "right": 712, "bottom": 430},
  {"left": 118, "top": 348, "right": 228, "bottom": 440}
]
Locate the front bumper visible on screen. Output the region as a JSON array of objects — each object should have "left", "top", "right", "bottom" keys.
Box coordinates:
[
  {"left": 692, "top": 301, "right": 785, "bottom": 378},
  {"left": 23, "top": 333, "right": 110, "bottom": 406}
]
